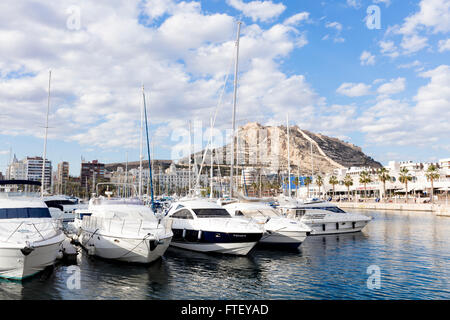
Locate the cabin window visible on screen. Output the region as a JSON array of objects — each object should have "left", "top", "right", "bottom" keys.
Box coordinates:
[
  {"left": 235, "top": 210, "right": 244, "bottom": 216},
  {"left": 193, "top": 209, "right": 231, "bottom": 218},
  {"left": 295, "top": 209, "right": 305, "bottom": 217},
  {"left": 172, "top": 209, "right": 193, "bottom": 219}
]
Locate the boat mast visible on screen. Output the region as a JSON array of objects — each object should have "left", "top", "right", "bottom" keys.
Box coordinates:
[
  {"left": 188, "top": 120, "right": 192, "bottom": 197},
  {"left": 125, "top": 151, "right": 128, "bottom": 197},
  {"left": 210, "top": 117, "right": 213, "bottom": 199},
  {"left": 287, "top": 113, "right": 291, "bottom": 197},
  {"left": 142, "top": 85, "right": 155, "bottom": 208},
  {"left": 41, "top": 70, "right": 51, "bottom": 198},
  {"left": 139, "top": 86, "right": 144, "bottom": 199},
  {"left": 230, "top": 21, "right": 241, "bottom": 198}
]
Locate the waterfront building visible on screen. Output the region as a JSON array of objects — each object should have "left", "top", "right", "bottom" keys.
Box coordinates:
[
  {"left": 292, "top": 158, "right": 450, "bottom": 202},
  {"left": 6, "top": 155, "right": 52, "bottom": 188},
  {"left": 80, "top": 160, "right": 105, "bottom": 192},
  {"left": 109, "top": 162, "right": 208, "bottom": 196},
  {"left": 56, "top": 161, "right": 70, "bottom": 194}
]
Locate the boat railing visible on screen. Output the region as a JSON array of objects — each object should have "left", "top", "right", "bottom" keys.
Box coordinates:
[
  {"left": 82, "top": 216, "right": 172, "bottom": 236},
  {"left": 0, "top": 219, "right": 62, "bottom": 243}
]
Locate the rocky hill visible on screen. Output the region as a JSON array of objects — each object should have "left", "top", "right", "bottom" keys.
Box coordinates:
[{"left": 181, "top": 122, "right": 381, "bottom": 175}]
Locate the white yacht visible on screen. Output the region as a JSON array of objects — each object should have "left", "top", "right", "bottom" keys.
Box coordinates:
[
  {"left": 223, "top": 202, "right": 311, "bottom": 249},
  {"left": 0, "top": 194, "right": 65, "bottom": 280},
  {"left": 279, "top": 200, "right": 372, "bottom": 235},
  {"left": 44, "top": 195, "right": 88, "bottom": 222},
  {"left": 79, "top": 196, "right": 173, "bottom": 263},
  {"left": 166, "top": 200, "right": 264, "bottom": 255}
]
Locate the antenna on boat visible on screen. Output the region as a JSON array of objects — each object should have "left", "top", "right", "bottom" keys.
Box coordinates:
[
  {"left": 41, "top": 70, "right": 51, "bottom": 198},
  {"left": 230, "top": 20, "right": 242, "bottom": 198}
]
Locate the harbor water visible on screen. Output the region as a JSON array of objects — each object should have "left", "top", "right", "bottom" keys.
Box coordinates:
[{"left": 1, "top": 209, "right": 449, "bottom": 300}]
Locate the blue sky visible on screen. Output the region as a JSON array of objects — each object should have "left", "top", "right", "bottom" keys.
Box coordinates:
[{"left": 0, "top": 0, "right": 449, "bottom": 176}]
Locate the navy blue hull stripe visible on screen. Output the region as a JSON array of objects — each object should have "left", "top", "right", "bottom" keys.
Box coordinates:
[{"left": 172, "top": 229, "right": 262, "bottom": 244}]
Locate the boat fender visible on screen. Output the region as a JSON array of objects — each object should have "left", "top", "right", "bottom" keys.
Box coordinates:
[
  {"left": 21, "top": 246, "right": 34, "bottom": 256},
  {"left": 197, "top": 230, "right": 202, "bottom": 240},
  {"left": 87, "top": 246, "right": 95, "bottom": 256},
  {"left": 182, "top": 229, "right": 186, "bottom": 238}
]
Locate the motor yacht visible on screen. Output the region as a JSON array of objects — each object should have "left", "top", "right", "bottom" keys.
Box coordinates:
[
  {"left": 223, "top": 202, "right": 311, "bottom": 249},
  {"left": 166, "top": 200, "right": 264, "bottom": 255},
  {"left": 0, "top": 193, "right": 65, "bottom": 280},
  {"left": 79, "top": 196, "right": 173, "bottom": 263},
  {"left": 279, "top": 200, "right": 372, "bottom": 235},
  {"left": 44, "top": 195, "right": 88, "bottom": 223}
]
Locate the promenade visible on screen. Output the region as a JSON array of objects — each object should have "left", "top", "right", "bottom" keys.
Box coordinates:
[{"left": 333, "top": 201, "right": 450, "bottom": 216}]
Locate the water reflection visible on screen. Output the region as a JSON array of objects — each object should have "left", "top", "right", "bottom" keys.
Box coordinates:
[{"left": 1, "top": 210, "right": 449, "bottom": 300}]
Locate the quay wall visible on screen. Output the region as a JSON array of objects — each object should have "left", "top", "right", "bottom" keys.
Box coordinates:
[{"left": 332, "top": 202, "right": 450, "bottom": 216}]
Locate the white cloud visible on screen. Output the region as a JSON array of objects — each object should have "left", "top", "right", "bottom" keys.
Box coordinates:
[
  {"left": 438, "top": 38, "right": 450, "bottom": 52},
  {"left": 324, "top": 21, "right": 345, "bottom": 43},
  {"left": 0, "top": 0, "right": 317, "bottom": 151},
  {"left": 326, "top": 21, "right": 343, "bottom": 32},
  {"left": 373, "top": 0, "right": 392, "bottom": 7},
  {"left": 283, "top": 12, "right": 309, "bottom": 26},
  {"left": 226, "top": 0, "right": 286, "bottom": 22},
  {"left": 400, "top": 34, "right": 428, "bottom": 54},
  {"left": 398, "top": 0, "right": 450, "bottom": 35},
  {"left": 377, "top": 78, "right": 406, "bottom": 95},
  {"left": 336, "top": 83, "right": 371, "bottom": 97},
  {"left": 379, "top": 40, "right": 400, "bottom": 58},
  {"left": 360, "top": 51, "right": 375, "bottom": 66},
  {"left": 381, "top": 0, "right": 450, "bottom": 56},
  {"left": 346, "top": 0, "right": 362, "bottom": 9},
  {"left": 358, "top": 65, "right": 450, "bottom": 148},
  {"left": 397, "top": 60, "right": 422, "bottom": 69}
]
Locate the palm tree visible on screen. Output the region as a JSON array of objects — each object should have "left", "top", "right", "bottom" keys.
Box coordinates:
[
  {"left": 329, "top": 175, "right": 339, "bottom": 198},
  {"left": 316, "top": 175, "right": 323, "bottom": 199},
  {"left": 343, "top": 174, "right": 353, "bottom": 201},
  {"left": 425, "top": 164, "right": 440, "bottom": 203},
  {"left": 293, "top": 177, "right": 299, "bottom": 198},
  {"left": 304, "top": 176, "right": 312, "bottom": 198},
  {"left": 399, "top": 167, "right": 412, "bottom": 203},
  {"left": 377, "top": 167, "right": 391, "bottom": 201},
  {"left": 359, "top": 171, "right": 372, "bottom": 201}
]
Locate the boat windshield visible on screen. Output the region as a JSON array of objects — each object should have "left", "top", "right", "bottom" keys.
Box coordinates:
[
  {"left": 0, "top": 207, "right": 52, "bottom": 219},
  {"left": 239, "top": 208, "right": 280, "bottom": 218},
  {"left": 193, "top": 208, "right": 232, "bottom": 218},
  {"left": 303, "top": 206, "right": 346, "bottom": 213}
]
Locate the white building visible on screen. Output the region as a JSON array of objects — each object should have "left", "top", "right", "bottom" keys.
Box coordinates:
[
  {"left": 6, "top": 155, "right": 52, "bottom": 188},
  {"left": 305, "top": 159, "right": 450, "bottom": 201}
]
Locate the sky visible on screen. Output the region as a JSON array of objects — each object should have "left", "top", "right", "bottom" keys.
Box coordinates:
[{"left": 0, "top": 0, "right": 449, "bottom": 176}]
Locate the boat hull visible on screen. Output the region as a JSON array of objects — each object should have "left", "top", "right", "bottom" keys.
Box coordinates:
[
  {"left": 0, "top": 234, "right": 65, "bottom": 280},
  {"left": 170, "top": 241, "right": 257, "bottom": 256},
  {"left": 169, "top": 228, "right": 262, "bottom": 256},
  {"left": 80, "top": 230, "right": 172, "bottom": 264},
  {"left": 259, "top": 230, "right": 308, "bottom": 249},
  {"left": 305, "top": 220, "right": 370, "bottom": 235}
]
